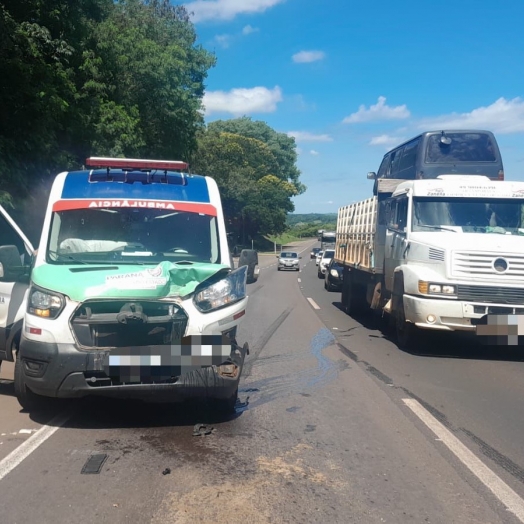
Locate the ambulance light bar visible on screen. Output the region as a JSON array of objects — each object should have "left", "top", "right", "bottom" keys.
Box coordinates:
[{"left": 85, "top": 157, "right": 189, "bottom": 171}]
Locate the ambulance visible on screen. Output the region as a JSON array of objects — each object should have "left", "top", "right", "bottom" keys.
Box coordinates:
[{"left": 0, "top": 158, "right": 249, "bottom": 412}]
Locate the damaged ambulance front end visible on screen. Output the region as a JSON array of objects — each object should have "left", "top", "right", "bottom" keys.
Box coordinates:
[{"left": 15, "top": 158, "right": 249, "bottom": 413}]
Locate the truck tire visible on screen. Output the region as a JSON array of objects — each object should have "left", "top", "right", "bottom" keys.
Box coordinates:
[
  {"left": 392, "top": 274, "right": 420, "bottom": 351},
  {"left": 342, "top": 271, "right": 367, "bottom": 315},
  {"left": 14, "top": 357, "right": 55, "bottom": 412}
]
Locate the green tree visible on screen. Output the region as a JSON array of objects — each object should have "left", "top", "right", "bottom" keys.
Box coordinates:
[
  {"left": 207, "top": 117, "right": 305, "bottom": 195},
  {"left": 0, "top": 0, "right": 216, "bottom": 238},
  {"left": 86, "top": 0, "right": 216, "bottom": 159},
  {"left": 191, "top": 129, "right": 300, "bottom": 243}
]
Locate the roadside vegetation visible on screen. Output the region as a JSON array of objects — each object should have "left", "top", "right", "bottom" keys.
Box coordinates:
[{"left": 0, "top": 0, "right": 305, "bottom": 246}]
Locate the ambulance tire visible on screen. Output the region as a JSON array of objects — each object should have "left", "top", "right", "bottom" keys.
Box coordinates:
[{"left": 14, "top": 357, "right": 55, "bottom": 412}]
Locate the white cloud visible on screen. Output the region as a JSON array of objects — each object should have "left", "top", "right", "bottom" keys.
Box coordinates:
[
  {"left": 292, "top": 50, "right": 325, "bottom": 63},
  {"left": 369, "top": 134, "right": 406, "bottom": 148},
  {"left": 310, "top": 150, "right": 319, "bottom": 156},
  {"left": 185, "top": 0, "right": 286, "bottom": 23},
  {"left": 214, "top": 34, "right": 231, "bottom": 48},
  {"left": 287, "top": 131, "right": 333, "bottom": 142},
  {"left": 203, "top": 86, "right": 282, "bottom": 116},
  {"left": 242, "top": 24, "right": 259, "bottom": 35},
  {"left": 419, "top": 97, "right": 524, "bottom": 134},
  {"left": 343, "top": 96, "right": 410, "bottom": 124}
]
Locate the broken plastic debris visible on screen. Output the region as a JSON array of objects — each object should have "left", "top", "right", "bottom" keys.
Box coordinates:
[
  {"left": 192, "top": 424, "right": 214, "bottom": 437},
  {"left": 162, "top": 468, "right": 171, "bottom": 475}
]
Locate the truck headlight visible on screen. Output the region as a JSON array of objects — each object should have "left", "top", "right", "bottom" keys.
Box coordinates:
[
  {"left": 193, "top": 266, "right": 247, "bottom": 313},
  {"left": 419, "top": 281, "right": 456, "bottom": 296},
  {"left": 28, "top": 287, "right": 65, "bottom": 319}
]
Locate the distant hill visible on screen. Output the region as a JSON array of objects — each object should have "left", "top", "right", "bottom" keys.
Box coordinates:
[{"left": 286, "top": 213, "right": 338, "bottom": 227}]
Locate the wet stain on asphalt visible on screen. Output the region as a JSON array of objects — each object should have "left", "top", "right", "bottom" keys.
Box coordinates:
[{"left": 240, "top": 328, "right": 342, "bottom": 409}]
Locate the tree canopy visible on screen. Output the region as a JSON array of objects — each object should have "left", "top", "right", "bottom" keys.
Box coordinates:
[
  {"left": 191, "top": 119, "right": 304, "bottom": 244},
  {"left": 0, "top": 3, "right": 303, "bottom": 246}
]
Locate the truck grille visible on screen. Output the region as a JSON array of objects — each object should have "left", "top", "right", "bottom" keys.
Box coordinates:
[
  {"left": 71, "top": 300, "right": 188, "bottom": 349},
  {"left": 452, "top": 251, "right": 524, "bottom": 281},
  {"left": 457, "top": 285, "right": 524, "bottom": 305}
]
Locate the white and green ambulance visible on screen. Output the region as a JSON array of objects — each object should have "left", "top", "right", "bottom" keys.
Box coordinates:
[{"left": 0, "top": 158, "right": 249, "bottom": 412}]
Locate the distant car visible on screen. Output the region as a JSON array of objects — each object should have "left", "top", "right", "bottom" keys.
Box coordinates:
[
  {"left": 310, "top": 247, "right": 321, "bottom": 259},
  {"left": 318, "top": 249, "right": 335, "bottom": 278},
  {"left": 277, "top": 251, "right": 301, "bottom": 271},
  {"left": 315, "top": 251, "right": 323, "bottom": 266},
  {"left": 324, "top": 259, "right": 343, "bottom": 291}
]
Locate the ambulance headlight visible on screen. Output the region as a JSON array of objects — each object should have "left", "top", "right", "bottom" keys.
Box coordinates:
[
  {"left": 194, "top": 266, "right": 247, "bottom": 313},
  {"left": 28, "top": 287, "right": 65, "bottom": 319}
]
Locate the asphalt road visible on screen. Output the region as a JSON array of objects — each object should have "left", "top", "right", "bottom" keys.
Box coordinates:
[{"left": 1, "top": 239, "right": 524, "bottom": 523}]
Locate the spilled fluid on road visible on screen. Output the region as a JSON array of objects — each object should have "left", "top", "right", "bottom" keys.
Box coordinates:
[{"left": 237, "top": 328, "right": 345, "bottom": 411}]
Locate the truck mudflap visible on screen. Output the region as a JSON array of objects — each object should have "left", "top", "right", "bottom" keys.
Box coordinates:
[{"left": 19, "top": 336, "right": 249, "bottom": 400}]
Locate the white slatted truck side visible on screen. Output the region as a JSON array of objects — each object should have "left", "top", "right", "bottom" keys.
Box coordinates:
[{"left": 335, "top": 176, "right": 524, "bottom": 348}]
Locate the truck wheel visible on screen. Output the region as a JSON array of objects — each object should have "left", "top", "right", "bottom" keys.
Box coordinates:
[
  {"left": 14, "top": 357, "right": 54, "bottom": 412},
  {"left": 342, "top": 273, "right": 366, "bottom": 315},
  {"left": 395, "top": 294, "right": 419, "bottom": 351}
]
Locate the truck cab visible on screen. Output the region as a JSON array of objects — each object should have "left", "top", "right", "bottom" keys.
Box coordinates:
[
  {"left": 2, "top": 158, "right": 250, "bottom": 413},
  {"left": 382, "top": 175, "right": 524, "bottom": 343}
]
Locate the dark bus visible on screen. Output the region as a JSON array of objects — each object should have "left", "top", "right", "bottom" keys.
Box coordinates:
[{"left": 368, "top": 130, "right": 504, "bottom": 195}]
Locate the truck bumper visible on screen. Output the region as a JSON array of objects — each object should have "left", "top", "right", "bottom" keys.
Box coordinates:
[
  {"left": 403, "top": 295, "right": 490, "bottom": 332},
  {"left": 18, "top": 336, "right": 246, "bottom": 401}
]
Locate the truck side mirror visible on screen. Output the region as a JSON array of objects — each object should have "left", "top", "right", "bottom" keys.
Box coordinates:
[
  {"left": 367, "top": 172, "right": 377, "bottom": 180},
  {"left": 0, "top": 245, "right": 29, "bottom": 282}
]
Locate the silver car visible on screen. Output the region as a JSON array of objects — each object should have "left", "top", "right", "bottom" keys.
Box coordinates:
[{"left": 277, "top": 251, "right": 301, "bottom": 271}]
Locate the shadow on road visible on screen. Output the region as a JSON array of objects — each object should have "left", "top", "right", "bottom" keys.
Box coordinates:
[
  {"left": 21, "top": 395, "right": 247, "bottom": 429},
  {"left": 331, "top": 301, "right": 524, "bottom": 363}
]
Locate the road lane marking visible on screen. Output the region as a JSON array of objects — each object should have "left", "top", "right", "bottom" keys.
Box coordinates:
[
  {"left": 298, "top": 278, "right": 301, "bottom": 282},
  {"left": 307, "top": 298, "right": 321, "bottom": 310},
  {"left": 0, "top": 411, "right": 70, "bottom": 481},
  {"left": 403, "top": 398, "right": 524, "bottom": 523}
]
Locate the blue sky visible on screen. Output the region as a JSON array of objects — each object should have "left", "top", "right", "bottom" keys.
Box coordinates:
[{"left": 184, "top": 0, "right": 524, "bottom": 214}]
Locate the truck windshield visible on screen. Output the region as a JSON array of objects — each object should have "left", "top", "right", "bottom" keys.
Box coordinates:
[
  {"left": 425, "top": 133, "right": 497, "bottom": 163},
  {"left": 47, "top": 208, "right": 220, "bottom": 264},
  {"left": 412, "top": 198, "right": 524, "bottom": 235}
]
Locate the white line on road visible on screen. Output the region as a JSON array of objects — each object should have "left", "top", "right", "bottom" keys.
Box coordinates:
[
  {"left": 403, "top": 398, "right": 524, "bottom": 523},
  {"left": 0, "top": 411, "right": 70, "bottom": 481},
  {"left": 307, "top": 297, "right": 321, "bottom": 310},
  {"left": 297, "top": 278, "right": 301, "bottom": 282}
]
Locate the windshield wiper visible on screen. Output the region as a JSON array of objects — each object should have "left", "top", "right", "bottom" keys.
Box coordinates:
[
  {"left": 48, "top": 251, "right": 123, "bottom": 265},
  {"left": 48, "top": 250, "right": 90, "bottom": 264},
  {"left": 416, "top": 225, "right": 458, "bottom": 233}
]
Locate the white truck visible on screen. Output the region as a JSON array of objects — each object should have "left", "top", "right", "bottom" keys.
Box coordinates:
[
  {"left": 335, "top": 175, "right": 524, "bottom": 348},
  {"left": 0, "top": 157, "right": 251, "bottom": 413}
]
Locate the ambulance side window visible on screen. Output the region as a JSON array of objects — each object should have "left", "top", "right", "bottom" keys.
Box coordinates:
[{"left": 0, "top": 212, "right": 26, "bottom": 260}]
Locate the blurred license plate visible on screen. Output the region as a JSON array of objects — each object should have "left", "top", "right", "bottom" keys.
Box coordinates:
[{"left": 108, "top": 355, "right": 162, "bottom": 366}]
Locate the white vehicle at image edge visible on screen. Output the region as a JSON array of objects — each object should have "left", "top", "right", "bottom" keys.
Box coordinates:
[
  {"left": 318, "top": 249, "right": 335, "bottom": 278},
  {"left": 0, "top": 157, "right": 253, "bottom": 415},
  {"left": 277, "top": 251, "right": 301, "bottom": 271}
]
